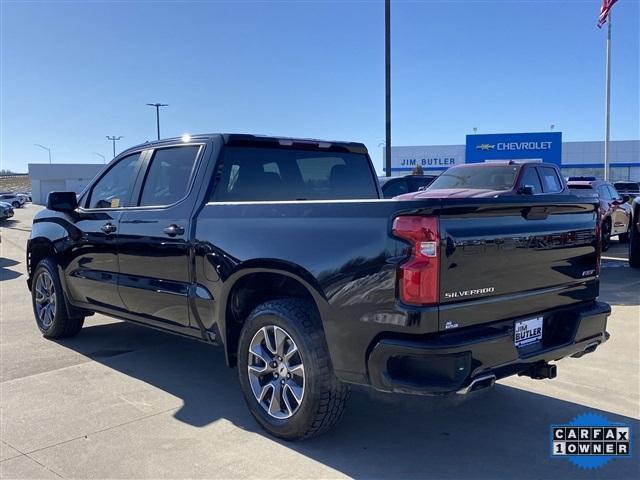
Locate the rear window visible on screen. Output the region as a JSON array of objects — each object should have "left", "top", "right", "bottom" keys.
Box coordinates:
[
  {"left": 615, "top": 182, "right": 639, "bottom": 192},
  {"left": 428, "top": 165, "right": 518, "bottom": 191},
  {"left": 211, "top": 147, "right": 378, "bottom": 201},
  {"left": 409, "top": 176, "right": 437, "bottom": 190},
  {"left": 382, "top": 179, "right": 409, "bottom": 198},
  {"left": 569, "top": 186, "right": 596, "bottom": 197}
]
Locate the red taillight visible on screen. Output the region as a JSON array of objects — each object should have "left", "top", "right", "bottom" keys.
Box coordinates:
[{"left": 392, "top": 215, "right": 440, "bottom": 306}]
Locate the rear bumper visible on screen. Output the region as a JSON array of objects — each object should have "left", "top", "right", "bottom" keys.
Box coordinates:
[{"left": 367, "top": 300, "right": 610, "bottom": 395}]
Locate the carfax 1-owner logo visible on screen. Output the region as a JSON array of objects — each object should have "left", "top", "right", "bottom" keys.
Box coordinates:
[{"left": 551, "top": 413, "right": 633, "bottom": 469}]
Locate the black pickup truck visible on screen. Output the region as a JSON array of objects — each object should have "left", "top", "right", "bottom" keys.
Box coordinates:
[{"left": 27, "top": 134, "right": 610, "bottom": 440}]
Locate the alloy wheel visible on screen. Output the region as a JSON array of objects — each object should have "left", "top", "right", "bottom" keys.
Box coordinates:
[
  {"left": 247, "top": 325, "right": 305, "bottom": 419},
  {"left": 34, "top": 270, "right": 56, "bottom": 328}
]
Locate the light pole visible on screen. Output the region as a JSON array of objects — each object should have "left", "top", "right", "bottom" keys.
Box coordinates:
[
  {"left": 34, "top": 144, "right": 52, "bottom": 164},
  {"left": 384, "top": 0, "right": 391, "bottom": 177},
  {"left": 106, "top": 136, "right": 123, "bottom": 158},
  {"left": 146, "top": 103, "right": 168, "bottom": 140},
  {"left": 93, "top": 152, "right": 106, "bottom": 164}
]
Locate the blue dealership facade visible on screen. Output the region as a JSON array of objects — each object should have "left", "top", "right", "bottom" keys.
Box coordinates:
[{"left": 390, "top": 132, "right": 639, "bottom": 181}]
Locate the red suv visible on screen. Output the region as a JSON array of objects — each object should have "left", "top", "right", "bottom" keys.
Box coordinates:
[{"left": 567, "top": 178, "right": 632, "bottom": 251}]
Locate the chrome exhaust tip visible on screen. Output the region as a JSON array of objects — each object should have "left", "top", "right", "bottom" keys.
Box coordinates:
[
  {"left": 571, "top": 341, "right": 600, "bottom": 359},
  {"left": 456, "top": 374, "right": 496, "bottom": 395},
  {"left": 518, "top": 362, "right": 557, "bottom": 379}
]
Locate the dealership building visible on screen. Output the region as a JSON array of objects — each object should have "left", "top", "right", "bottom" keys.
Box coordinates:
[
  {"left": 29, "top": 163, "right": 104, "bottom": 205},
  {"left": 389, "top": 132, "right": 639, "bottom": 182}
]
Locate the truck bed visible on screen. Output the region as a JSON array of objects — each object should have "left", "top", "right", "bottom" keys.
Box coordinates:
[{"left": 192, "top": 194, "right": 601, "bottom": 384}]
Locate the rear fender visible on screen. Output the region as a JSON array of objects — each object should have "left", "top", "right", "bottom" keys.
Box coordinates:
[{"left": 216, "top": 260, "right": 329, "bottom": 365}]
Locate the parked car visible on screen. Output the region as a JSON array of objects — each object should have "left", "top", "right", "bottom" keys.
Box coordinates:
[
  {"left": 567, "top": 179, "right": 632, "bottom": 251},
  {"left": 0, "top": 201, "right": 14, "bottom": 220},
  {"left": 378, "top": 174, "right": 438, "bottom": 198},
  {"left": 17, "top": 192, "right": 31, "bottom": 203},
  {"left": 27, "top": 134, "right": 610, "bottom": 440},
  {"left": 613, "top": 181, "right": 639, "bottom": 201},
  {"left": 0, "top": 193, "right": 25, "bottom": 208},
  {"left": 397, "top": 161, "right": 569, "bottom": 199}
]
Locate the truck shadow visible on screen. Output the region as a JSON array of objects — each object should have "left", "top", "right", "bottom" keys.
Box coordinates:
[
  {"left": 0, "top": 257, "right": 22, "bottom": 281},
  {"left": 0, "top": 217, "right": 32, "bottom": 233},
  {"left": 598, "top": 241, "right": 639, "bottom": 306},
  {"left": 56, "top": 321, "right": 639, "bottom": 480},
  {"left": 599, "top": 259, "right": 640, "bottom": 306}
]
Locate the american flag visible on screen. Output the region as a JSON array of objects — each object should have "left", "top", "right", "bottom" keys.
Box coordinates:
[{"left": 597, "top": 0, "right": 618, "bottom": 28}]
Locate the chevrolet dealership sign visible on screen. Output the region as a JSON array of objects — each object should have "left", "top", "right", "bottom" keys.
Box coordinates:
[
  {"left": 466, "top": 132, "right": 562, "bottom": 164},
  {"left": 476, "top": 141, "right": 553, "bottom": 151},
  {"left": 389, "top": 132, "right": 562, "bottom": 173}
]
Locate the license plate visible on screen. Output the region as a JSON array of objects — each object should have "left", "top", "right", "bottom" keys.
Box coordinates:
[{"left": 514, "top": 316, "right": 543, "bottom": 348}]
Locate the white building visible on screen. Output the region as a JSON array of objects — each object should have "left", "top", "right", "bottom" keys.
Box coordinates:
[{"left": 28, "top": 163, "right": 104, "bottom": 205}]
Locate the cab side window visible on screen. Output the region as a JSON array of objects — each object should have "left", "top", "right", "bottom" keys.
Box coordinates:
[
  {"left": 607, "top": 185, "right": 621, "bottom": 201},
  {"left": 538, "top": 167, "right": 563, "bottom": 193},
  {"left": 138, "top": 146, "right": 200, "bottom": 207},
  {"left": 519, "top": 167, "right": 543, "bottom": 193},
  {"left": 87, "top": 153, "right": 141, "bottom": 209},
  {"left": 598, "top": 185, "right": 612, "bottom": 200}
]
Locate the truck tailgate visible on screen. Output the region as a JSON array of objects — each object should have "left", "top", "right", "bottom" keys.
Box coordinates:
[{"left": 437, "top": 197, "right": 599, "bottom": 330}]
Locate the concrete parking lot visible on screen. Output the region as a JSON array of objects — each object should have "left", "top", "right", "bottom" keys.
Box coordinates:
[{"left": 1, "top": 204, "right": 638, "bottom": 479}]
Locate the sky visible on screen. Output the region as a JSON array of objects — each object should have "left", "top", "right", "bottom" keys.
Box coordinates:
[{"left": 1, "top": 0, "right": 639, "bottom": 174}]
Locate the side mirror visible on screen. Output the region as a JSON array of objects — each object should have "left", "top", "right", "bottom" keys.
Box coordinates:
[
  {"left": 517, "top": 185, "right": 535, "bottom": 195},
  {"left": 47, "top": 191, "right": 78, "bottom": 213}
]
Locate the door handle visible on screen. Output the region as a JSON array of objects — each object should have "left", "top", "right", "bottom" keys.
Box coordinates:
[
  {"left": 163, "top": 224, "right": 185, "bottom": 237},
  {"left": 101, "top": 222, "right": 117, "bottom": 234}
]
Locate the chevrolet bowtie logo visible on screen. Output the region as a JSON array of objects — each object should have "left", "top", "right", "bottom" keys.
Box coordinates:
[{"left": 476, "top": 143, "right": 495, "bottom": 151}]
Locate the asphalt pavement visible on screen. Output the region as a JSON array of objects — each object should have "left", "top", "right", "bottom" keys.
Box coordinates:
[{"left": 1, "top": 204, "right": 638, "bottom": 479}]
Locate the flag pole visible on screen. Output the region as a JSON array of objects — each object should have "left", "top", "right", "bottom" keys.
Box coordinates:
[{"left": 604, "top": 12, "right": 612, "bottom": 181}]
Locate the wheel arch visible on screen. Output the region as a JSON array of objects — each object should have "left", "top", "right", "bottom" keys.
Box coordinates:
[
  {"left": 218, "top": 262, "right": 328, "bottom": 368},
  {"left": 26, "top": 237, "right": 59, "bottom": 289},
  {"left": 27, "top": 218, "right": 74, "bottom": 287}
]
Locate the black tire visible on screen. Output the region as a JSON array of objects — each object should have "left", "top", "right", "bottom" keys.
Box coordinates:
[
  {"left": 237, "top": 299, "right": 349, "bottom": 441},
  {"left": 618, "top": 225, "right": 630, "bottom": 243},
  {"left": 629, "top": 222, "right": 640, "bottom": 268},
  {"left": 12, "top": 201, "right": 20, "bottom": 208},
  {"left": 31, "top": 258, "right": 85, "bottom": 338},
  {"left": 601, "top": 220, "right": 611, "bottom": 252}
]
